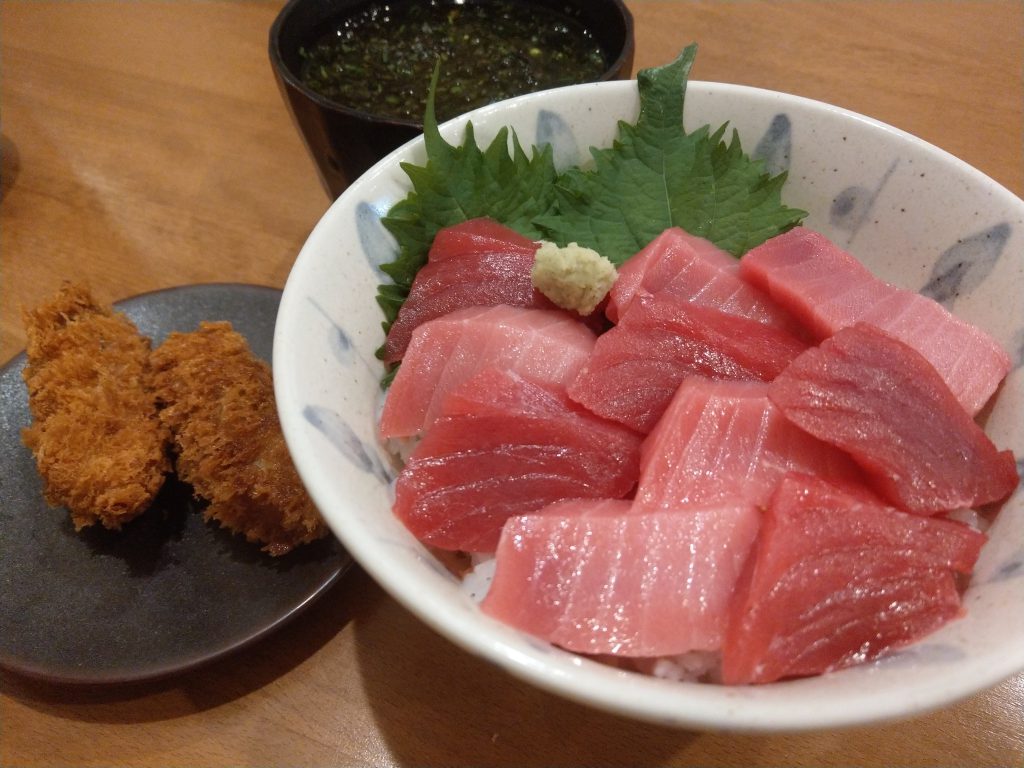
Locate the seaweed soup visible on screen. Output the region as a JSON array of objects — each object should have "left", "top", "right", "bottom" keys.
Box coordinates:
[{"left": 298, "top": 0, "right": 609, "bottom": 122}]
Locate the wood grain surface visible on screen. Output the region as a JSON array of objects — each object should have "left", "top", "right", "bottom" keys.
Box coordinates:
[{"left": 2, "top": 2, "right": 1022, "bottom": 766}]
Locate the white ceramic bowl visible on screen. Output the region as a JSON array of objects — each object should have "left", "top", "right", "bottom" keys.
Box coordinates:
[{"left": 274, "top": 80, "right": 1024, "bottom": 731}]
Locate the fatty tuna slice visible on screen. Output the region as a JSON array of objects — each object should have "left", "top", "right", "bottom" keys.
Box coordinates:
[
  {"left": 393, "top": 368, "right": 642, "bottom": 552},
  {"left": 768, "top": 322, "right": 1019, "bottom": 515},
  {"left": 568, "top": 293, "right": 808, "bottom": 433},
  {"left": 382, "top": 218, "right": 553, "bottom": 364},
  {"left": 722, "top": 473, "right": 987, "bottom": 684},
  {"left": 380, "top": 306, "right": 595, "bottom": 438},
  {"left": 606, "top": 227, "right": 801, "bottom": 333},
  {"left": 635, "top": 379, "right": 864, "bottom": 511},
  {"left": 482, "top": 499, "right": 761, "bottom": 656},
  {"left": 740, "top": 226, "right": 1011, "bottom": 414}
]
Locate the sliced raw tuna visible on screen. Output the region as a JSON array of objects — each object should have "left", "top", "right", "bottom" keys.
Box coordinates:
[
  {"left": 768, "top": 322, "right": 1019, "bottom": 515},
  {"left": 635, "top": 379, "right": 865, "bottom": 511},
  {"left": 482, "top": 499, "right": 761, "bottom": 656},
  {"left": 722, "top": 473, "right": 987, "bottom": 685},
  {"left": 568, "top": 293, "right": 808, "bottom": 433},
  {"left": 393, "top": 368, "right": 642, "bottom": 552},
  {"left": 606, "top": 227, "right": 801, "bottom": 333},
  {"left": 740, "top": 226, "right": 1011, "bottom": 414},
  {"left": 380, "top": 306, "right": 595, "bottom": 439},
  {"left": 531, "top": 498, "right": 634, "bottom": 518},
  {"left": 382, "top": 218, "right": 553, "bottom": 364}
]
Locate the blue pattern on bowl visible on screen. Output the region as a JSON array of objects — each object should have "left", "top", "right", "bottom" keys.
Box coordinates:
[
  {"left": 752, "top": 113, "right": 792, "bottom": 176},
  {"left": 536, "top": 109, "right": 581, "bottom": 169},
  {"left": 302, "top": 404, "right": 390, "bottom": 482},
  {"left": 829, "top": 159, "right": 900, "bottom": 246},
  {"left": 989, "top": 549, "right": 1024, "bottom": 583},
  {"left": 920, "top": 223, "right": 1012, "bottom": 307},
  {"left": 356, "top": 201, "right": 398, "bottom": 275},
  {"left": 309, "top": 297, "right": 357, "bottom": 366},
  {"left": 308, "top": 296, "right": 382, "bottom": 374}
]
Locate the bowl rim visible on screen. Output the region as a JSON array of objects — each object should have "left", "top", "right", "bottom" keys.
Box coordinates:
[
  {"left": 267, "top": 0, "right": 636, "bottom": 128},
  {"left": 275, "top": 77, "right": 1024, "bottom": 731}
]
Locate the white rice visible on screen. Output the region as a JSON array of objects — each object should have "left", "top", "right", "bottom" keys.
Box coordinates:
[
  {"left": 946, "top": 507, "right": 990, "bottom": 532},
  {"left": 461, "top": 553, "right": 497, "bottom": 602}
]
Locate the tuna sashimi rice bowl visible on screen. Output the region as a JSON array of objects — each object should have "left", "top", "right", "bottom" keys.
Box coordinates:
[{"left": 274, "top": 47, "right": 1024, "bottom": 729}]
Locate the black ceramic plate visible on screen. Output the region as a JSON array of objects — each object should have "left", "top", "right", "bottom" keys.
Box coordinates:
[{"left": 0, "top": 284, "right": 351, "bottom": 684}]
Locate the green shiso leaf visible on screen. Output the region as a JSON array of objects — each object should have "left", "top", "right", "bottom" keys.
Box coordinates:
[
  {"left": 374, "top": 44, "right": 806, "bottom": 373},
  {"left": 535, "top": 44, "right": 805, "bottom": 262}
]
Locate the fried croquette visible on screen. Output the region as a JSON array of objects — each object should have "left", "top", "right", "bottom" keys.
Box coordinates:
[
  {"left": 150, "top": 322, "right": 327, "bottom": 556},
  {"left": 20, "top": 283, "right": 171, "bottom": 530}
]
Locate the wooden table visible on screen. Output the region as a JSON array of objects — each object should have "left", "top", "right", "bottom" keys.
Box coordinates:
[{"left": 2, "top": 2, "right": 1022, "bottom": 765}]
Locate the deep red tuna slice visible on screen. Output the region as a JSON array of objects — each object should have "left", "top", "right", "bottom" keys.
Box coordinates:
[
  {"left": 635, "top": 379, "right": 864, "bottom": 511},
  {"left": 383, "top": 218, "right": 554, "bottom": 364},
  {"left": 393, "top": 368, "right": 642, "bottom": 552},
  {"left": 380, "top": 306, "right": 595, "bottom": 439},
  {"left": 427, "top": 216, "right": 539, "bottom": 261},
  {"left": 768, "top": 322, "right": 1018, "bottom": 515},
  {"left": 606, "top": 227, "right": 801, "bottom": 333},
  {"left": 740, "top": 226, "right": 1011, "bottom": 414},
  {"left": 482, "top": 500, "right": 761, "bottom": 656},
  {"left": 722, "top": 473, "right": 986, "bottom": 685},
  {"left": 568, "top": 293, "right": 809, "bottom": 433}
]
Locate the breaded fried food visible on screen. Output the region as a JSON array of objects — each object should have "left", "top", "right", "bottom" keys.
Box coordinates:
[
  {"left": 150, "top": 321, "right": 327, "bottom": 556},
  {"left": 21, "top": 283, "right": 171, "bottom": 530}
]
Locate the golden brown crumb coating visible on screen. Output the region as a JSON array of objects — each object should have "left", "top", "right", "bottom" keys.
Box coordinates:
[
  {"left": 20, "top": 283, "right": 171, "bottom": 530},
  {"left": 150, "top": 321, "right": 327, "bottom": 556}
]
